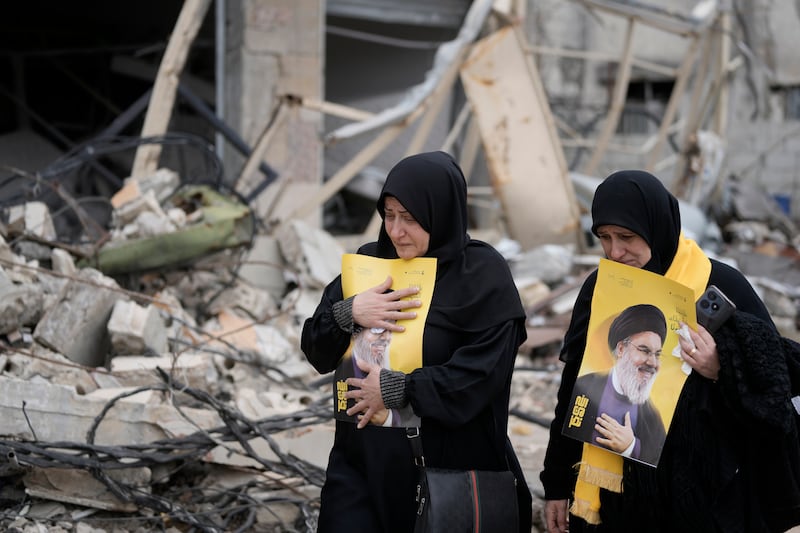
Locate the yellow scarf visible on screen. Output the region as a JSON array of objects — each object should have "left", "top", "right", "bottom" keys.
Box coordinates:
[{"left": 570, "top": 232, "right": 711, "bottom": 524}]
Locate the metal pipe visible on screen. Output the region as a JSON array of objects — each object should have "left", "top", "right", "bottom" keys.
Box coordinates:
[{"left": 215, "top": 0, "right": 226, "bottom": 164}]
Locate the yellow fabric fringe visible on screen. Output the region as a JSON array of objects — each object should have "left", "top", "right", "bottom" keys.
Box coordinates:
[
  {"left": 570, "top": 495, "right": 602, "bottom": 525},
  {"left": 577, "top": 446, "right": 624, "bottom": 492},
  {"left": 570, "top": 232, "right": 711, "bottom": 525}
]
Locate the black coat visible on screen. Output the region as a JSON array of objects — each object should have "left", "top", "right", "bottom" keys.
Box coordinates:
[
  {"left": 302, "top": 274, "right": 531, "bottom": 532},
  {"left": 301, "top": 151, "right": 532, "bottom": 532},
  {"left": 541, "top": 259, "right": 798, "bottom": 533}
]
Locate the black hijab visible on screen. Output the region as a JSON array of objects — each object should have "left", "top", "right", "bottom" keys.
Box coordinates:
[
  {"left": 591, "top": 169, "right": 681, "bottom": 275},
  {"left": 562, "top": 170, "right": 682, "bottom": 362},
  {"left": 360, "top": 151, "right": 525, "bottom": 332}
]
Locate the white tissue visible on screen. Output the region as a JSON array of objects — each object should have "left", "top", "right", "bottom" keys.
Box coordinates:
[{"left": 672, "top": 323, "right": 695, "bottom": 375}]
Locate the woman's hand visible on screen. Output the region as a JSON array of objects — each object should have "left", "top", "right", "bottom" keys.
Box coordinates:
[
  {"left": 595, "top": 412, "right": 634, "bottom": 453},
  {"left": 678, "top": 322, "right": 720, "bottom": 381},
  {"left": 365, "top": 408, "right": 390, "bottom": 426},
  {"left": 352, "top": 276, "right": 421, "bottom": 332},
  {"left": 544, "top": 499, "right": 569, "bottom": 533},
  {"left": 345, "top": 358, "right": 386, "bottom": 429}
]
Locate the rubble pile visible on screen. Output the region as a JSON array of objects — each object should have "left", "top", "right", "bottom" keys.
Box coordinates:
[
  {"left": 1, "top": 166, "right": 799, "bottom": 532},
  {"left": 0, "top": 168, "right": 344, "bottom": 532}
]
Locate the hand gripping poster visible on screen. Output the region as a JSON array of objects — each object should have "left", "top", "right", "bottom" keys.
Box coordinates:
[
  {"left": 333, "top": 254, "right": 436, "bottom": 428},
  {"left": 562, "top": 259, "right": 698, "bottom": 467}
]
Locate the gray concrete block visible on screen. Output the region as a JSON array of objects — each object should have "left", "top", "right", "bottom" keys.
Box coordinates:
[
  {"left": 107, "top": 299, "right": 169, "bottom": 356},
  {"left": 0, "top": 281, "right": 44, "bottom": 335},
  {"left": 33, "top": 268, "right": 122, "bottom": 368}
]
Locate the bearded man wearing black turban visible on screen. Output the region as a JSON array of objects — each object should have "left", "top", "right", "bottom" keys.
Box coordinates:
[{"left": 564, "top": 304, "right": 668, "bottom": 466}]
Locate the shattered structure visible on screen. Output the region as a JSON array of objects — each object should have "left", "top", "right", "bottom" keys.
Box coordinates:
[{"left": 2, "top": 1, "right": 800, "bottom": 532}]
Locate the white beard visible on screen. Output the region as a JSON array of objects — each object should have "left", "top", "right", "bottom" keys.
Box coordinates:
[
  {"left": 616, "top": 355, "right": 657, "bottom": 405},
  {"left": 354, "top": 337, "right": 389, "bottom": 368}
]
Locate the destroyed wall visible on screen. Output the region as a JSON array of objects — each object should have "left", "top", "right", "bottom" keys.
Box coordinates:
[
  {"left": 0, "top": 171, "right": 343, "bottom": 531},
  {"left": 526, "top": 0, "right": 800, "bottom": 219},
  {"left": 220, "top": 0, "right": 325, "bottom": 226},
  {"left": 527, "top": 0, "right": 698, "bottom": 181},
  {"left": 3, "top": 3, "right": 800, "bottom": 530},
  {"left": 724, "top": 0, "right": 800, "bottom": 216},
  {"left": 322, "top": 14, "right": 466, "bottom": 234}
]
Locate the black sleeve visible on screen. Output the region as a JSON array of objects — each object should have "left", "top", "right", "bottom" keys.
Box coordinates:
[
  {"left": 300, "top": 275, "right": 353, "bottom": 374},
  {"left": 540, "top": 275, "right": 596, "bottom": 499},
  {"left": 709, "top": 259, "right": 774, "bottom": 327},
  {"left": 539, "top": 355, "right": 583, "bottom": 500},
  {"left": 404, "top": 319, "right": 524, "bottom": 428}
]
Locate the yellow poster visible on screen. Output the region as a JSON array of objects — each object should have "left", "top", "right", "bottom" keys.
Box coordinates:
[
  {"left": 562, "top": 259, "right": 697, "bottom": 467},
  {"left": 334, "top": 254, "right": 437, "bottom": 427}
]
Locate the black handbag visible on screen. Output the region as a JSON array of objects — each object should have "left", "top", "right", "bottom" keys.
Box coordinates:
[{"left": 406, "top": 427, "right": 519, "bottom": 533}]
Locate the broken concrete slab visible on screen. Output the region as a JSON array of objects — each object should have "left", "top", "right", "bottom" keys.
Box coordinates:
[
  {"left": 0, "top": 375, "right": 221, "bottom": 444},
  {"left": 107, "top": 299, "right": 168, "bottom": 356},
  {"left": 200, "top": 310, "right": 301, "bottom": 372},
  {"left": 33, "top": 268, "right": 122, "bottom": 368},
  {"left": 3, "top": 349, "right": 98, "bottom": 395},
  {"left": 276, "top": 218, "right": 344, "bottom": 289},
  {"left": 50, "top": 248, "right": 76, "bottom": 277},
  {"left": 113, "top": 189, "right": 175, "bottom": 237},
  {"left": 24, "top": 466, "right": 150, "bottom": 512},
  {"left": 107, "top": 352, "right": 220, "bottom": 390},
  {"left": 124, "top": 167, "right": 180, "bottom": 206},
  {"left": 0, "top": 236, "right": 40, "bottom": 285},
  {"left": 204, "top": 281, "right": 278, "bottom": 322},
  {"left": 511, "top": 244, "right": 576, "bottom": 285},
  {"left": 460, "top": 25, "right": 582, "bottom": 250},
  {"left": 6, "top": 202, "right": 57, "bottom": 241},
  {"left": 238, "top": 234, "right": 288, "bottom": 302},
  {"left": 0, "top": 277, "right": 44, "bottom": 336},
  {"left": 203, "top": 418, "right": 335, "bottom": 472}
]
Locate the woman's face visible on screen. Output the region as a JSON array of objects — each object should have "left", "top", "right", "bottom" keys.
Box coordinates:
[
  {"left": 384, "top": 196, "right": 430, "bottom": 259},
  {"left": 595, "top": 224, "right": 652, "bottom": 268}
]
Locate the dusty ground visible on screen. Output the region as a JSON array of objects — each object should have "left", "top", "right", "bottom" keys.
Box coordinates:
[{"left": 508, "top": 354, "right": 563, "bottom": 533}]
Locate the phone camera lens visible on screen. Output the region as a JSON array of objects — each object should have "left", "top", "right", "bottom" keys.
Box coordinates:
[
  {"left": 708, "top": 292, "right": 717, "bottom": 301},
  {"left": 700, "top": 300, "right": 710, "bottom": 309}
]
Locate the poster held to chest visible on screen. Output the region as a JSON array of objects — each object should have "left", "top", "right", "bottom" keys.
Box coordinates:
[
  {"left": 562, "top": 259, "right": 698, "bottom": 467},
  {"left": 334, "top": 253, "right": 436, "bottom": 428}
]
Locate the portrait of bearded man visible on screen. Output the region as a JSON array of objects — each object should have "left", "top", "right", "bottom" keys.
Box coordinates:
[{"left": 564, "top": 304, "right": 668, "bottom": 465}]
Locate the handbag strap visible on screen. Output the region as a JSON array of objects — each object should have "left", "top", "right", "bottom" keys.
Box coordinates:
[
  {"left": 406, "top": 427, "right": 425, "bottom": 467},
  {"left": 407, "top": 416, "right": 513, "bottom": 471}
]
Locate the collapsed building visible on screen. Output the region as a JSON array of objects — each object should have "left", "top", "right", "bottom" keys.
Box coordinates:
[{"left": 1, "top": 0, "right": 800, "bottom": 531}]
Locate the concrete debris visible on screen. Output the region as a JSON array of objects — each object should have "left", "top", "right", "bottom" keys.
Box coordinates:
[
  {"left": 107, "top": 300, "right": 169, "bottom": 356},
  {"left": 108, "top": 352, "right": 220, "bottom": 390},
  {"left": 0, "top": 169, "right": 798, "bottom": 533},
  {"left": 32, "top": 268, "right": 122, "bottom": 368},
  {"left": 24, "top": 467, "right": 151, "bottom": 512},
  {"left": 276, "top": 218, "right": 346, "bottom": 290},
  {"left": 83, "top": 184, "right": 254, "bottom": 275},
  {"left": 236, "top": 233, "right": 288, "bottom": 301},
  {"left": 6, "top": 202, "right": 57, "bottom": 242},
  {"left": 0, "top": 270, "right": 44, "bottom": 336}
]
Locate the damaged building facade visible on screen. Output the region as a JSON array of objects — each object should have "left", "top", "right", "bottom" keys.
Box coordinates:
[{"left": 1, "top": 1, "right": 800, "bottom": 531}]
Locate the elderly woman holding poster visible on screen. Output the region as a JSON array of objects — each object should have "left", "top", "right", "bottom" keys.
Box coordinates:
[
  {"left": 301, "top": 151, "right": 532, "bottom": 532},
  {"left": 540, "top": 170, "right": 800, "bottom": 533}
]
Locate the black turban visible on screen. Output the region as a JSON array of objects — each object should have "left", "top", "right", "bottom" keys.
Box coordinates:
[{"left": 607, "top": 304, "right": 667, "bottom": 352}]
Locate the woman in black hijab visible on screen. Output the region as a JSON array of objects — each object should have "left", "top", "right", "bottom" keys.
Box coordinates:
[
  {"left": 302, "top": 151, "right": 532, "bottom": 532},
  {"left": 540, "top": 170, "right": 800, "bottom": 533}
]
